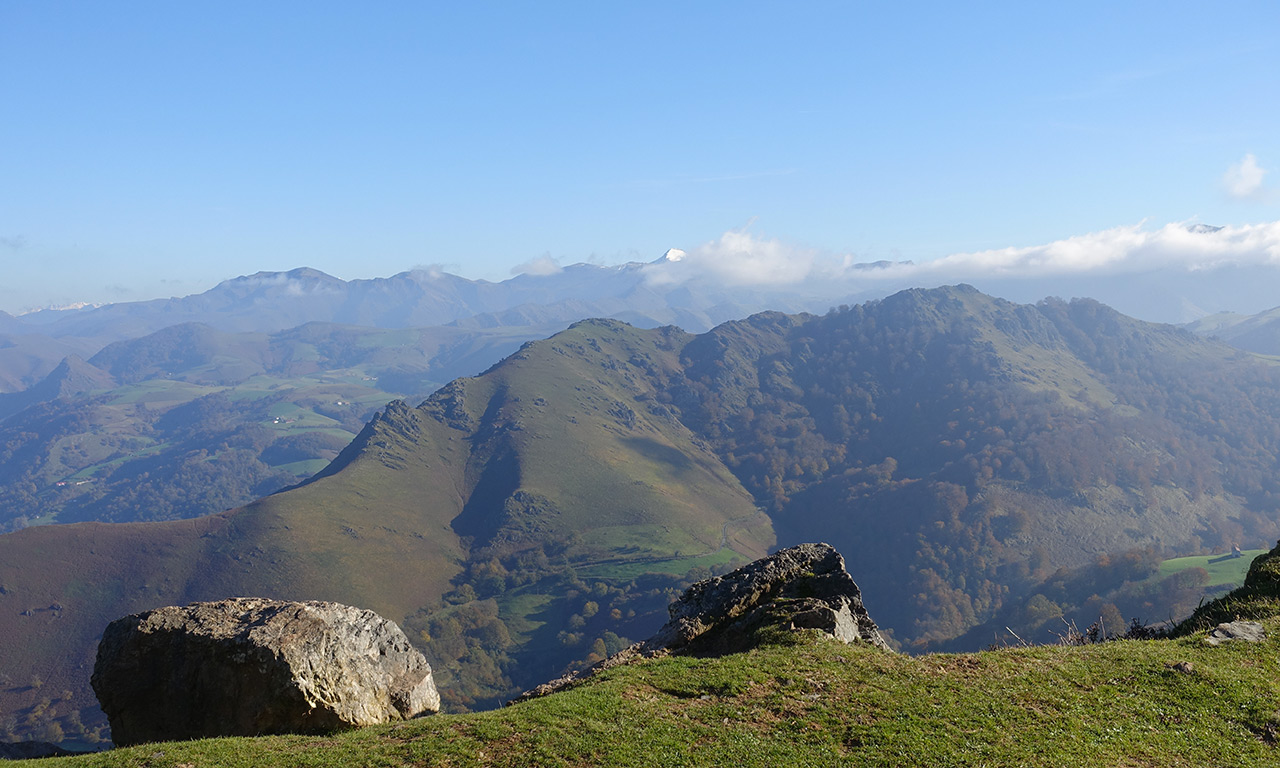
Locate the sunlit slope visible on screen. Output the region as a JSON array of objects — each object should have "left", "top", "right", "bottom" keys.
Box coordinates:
[
  {"left": 0, "top": 317, "right": 772, "bottom": 738},
  {"left": 426, "top": 319, "right": 771, "bottom": 564}
]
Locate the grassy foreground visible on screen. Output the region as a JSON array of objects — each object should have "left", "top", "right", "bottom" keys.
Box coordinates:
[{"left": 39, "top": 622, "right": 1280, "bottom": 768}]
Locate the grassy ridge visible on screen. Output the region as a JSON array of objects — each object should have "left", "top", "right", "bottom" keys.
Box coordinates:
[
  {"left": 39, "top": 624, "right": 1280, "bottom": 767},
  {"left": 0, "top": 319, "right": 773, "bottom": 740}
]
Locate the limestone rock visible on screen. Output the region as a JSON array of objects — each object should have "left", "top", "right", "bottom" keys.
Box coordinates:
[
  {"left": 1204, "top": 620, "right": 1267, "bottom": 646},
  {"left": 517, "top": 542, "right": 888, "bottom": 701},
  {"left": 642, "top": 541, "right": 889, "bottom": 654},
  {"left": 91, "top": 598, "right": 438, "bottom": 746}
]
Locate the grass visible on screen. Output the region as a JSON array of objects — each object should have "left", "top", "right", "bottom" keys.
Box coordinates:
[
  {"left": 38, "top": 623, "right": 1280, "bottom": 767},
  {"left": 1158, "top": 549, "right": 1268, "bottom": 587},
  {"left": 576, "top": 548, "right": 743, "bottom": 581}
]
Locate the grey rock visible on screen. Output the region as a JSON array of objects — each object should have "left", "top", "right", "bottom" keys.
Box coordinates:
[
  {"left": 516, "top": 542, "right": 888, "bottom": 701},
  {"left": 642, "top": 541, "right": 889, "bottom": 654},
  {"left": 91, "top": 598, "right": 438, "bottom": 746},
  {"left": 1204, "top": 620, "right": 1267, "bottom": 646}
]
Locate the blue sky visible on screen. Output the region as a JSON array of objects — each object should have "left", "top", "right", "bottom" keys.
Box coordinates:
[{"left": 1, "top": 1, "right": 1278, "bottom": 313}]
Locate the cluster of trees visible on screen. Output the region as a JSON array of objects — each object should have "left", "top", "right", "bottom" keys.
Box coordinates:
[
  {"left": 951, "top": 545, "right": 1234, "bottom": 647},
  {"left": 0, "top": 682, "right": 105, "bottom": 745},
  {"left": 403, "top": 538, "right": 733, "bottom": 711}
]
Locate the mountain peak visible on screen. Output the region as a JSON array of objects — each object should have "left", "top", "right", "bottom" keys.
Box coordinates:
[{"left": 1186, "top": 223, "right": 1224, "bottom": 234}]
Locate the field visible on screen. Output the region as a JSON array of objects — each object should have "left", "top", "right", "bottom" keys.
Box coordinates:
[
  {"left": 41, "top": 619, "right": 1280, "bottom": 767},
  {"left": 1158, "top": 549, "right": 1269, "bottom": 588}
]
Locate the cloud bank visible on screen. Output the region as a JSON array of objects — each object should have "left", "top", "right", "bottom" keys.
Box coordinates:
[
  {"left": 644, "top": 229, "right": 820, "bottom": 287},
  {"left": 910, "top": 221, "right": 1280, "bottom": 280},
  {"left": 643, "top": 220, "right": 1280, "bottom": 291}
]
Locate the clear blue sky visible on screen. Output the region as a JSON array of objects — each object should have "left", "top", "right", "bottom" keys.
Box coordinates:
[{"left": 1, "top": 1, "right": 1278, "bottom": 313}]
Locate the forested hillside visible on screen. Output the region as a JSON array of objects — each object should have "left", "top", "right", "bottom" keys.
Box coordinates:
[{"left": 668, "top": 287, "right": 1280, "bottom": 646}]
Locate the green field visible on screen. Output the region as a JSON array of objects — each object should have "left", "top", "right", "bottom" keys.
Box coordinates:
[
  {"left": 576, "top": 548, "right": 744, "bottom": 581},
  {"left": 1158, "top": 549, "right": 1268, "bottom": 587}
]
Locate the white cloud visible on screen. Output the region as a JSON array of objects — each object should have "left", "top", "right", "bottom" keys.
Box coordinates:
[
  {"left": 1223, "top": 154, "right": 1267, "bottom": 199},
  {"left": 511, "top": 253, "right": 562, "bottom": 277},
  {"left": 645, "top": 220, "right": 1280, "bottom": 290},
  {"left": 644, "top": 228, "right": 819, "bottom": 287},
  {"left": 882, "top": 220, "right": 1280, "bottom": 281}
]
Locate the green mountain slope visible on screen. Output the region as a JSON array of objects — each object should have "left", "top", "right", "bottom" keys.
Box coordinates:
[
  {"left": 8, "top": 285, "right": 1280, "bottom": 743},
  {"left": 0, "top": 320, "right": 771, "bottom": 742}
]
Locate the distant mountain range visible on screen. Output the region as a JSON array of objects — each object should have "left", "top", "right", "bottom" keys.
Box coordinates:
[
  {"left": 7, "top": 285, "right": 1280, "bottom": 742},
  {"left": 6, "top": 260, "right": 866, "bottom": 343},
  {"left": 7, "top": 244, "right": 1280, "bottom": 391},
  {"left": 0, "top": 259, "right": 882, "bottom": 394}
]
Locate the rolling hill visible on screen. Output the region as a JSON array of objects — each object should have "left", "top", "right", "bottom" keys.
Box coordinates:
[
  {"left": 7, "top": 285, "right": 1280, "bottom": 743},
  {"left": 0, "top": 322, "right": 541, "bottom": 530}
]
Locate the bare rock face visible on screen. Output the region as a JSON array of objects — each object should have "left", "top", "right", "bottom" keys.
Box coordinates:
[
  {"left": 642, "top": 541, "right": 890, "bottom": 654},
  {"left": 518, "top": 542, "right": 888, "bottom": 700},
  {"left": 91, "top": 598, "right": 439, "bottom": 746}
]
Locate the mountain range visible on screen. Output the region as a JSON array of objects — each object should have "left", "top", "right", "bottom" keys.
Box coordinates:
[
  {"left": 1, "top": 260, "right": 871, "bottom": 388},
  {"left": 6, "top": 285, "right": 1280, "bottom": 743},
  {"left": 8, "top": 238, "right": 1280, "bottom": 393}
]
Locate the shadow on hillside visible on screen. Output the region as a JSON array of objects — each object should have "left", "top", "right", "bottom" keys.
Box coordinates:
[{"left": 619, "top": 437, "right": 694, "bottom": 473}]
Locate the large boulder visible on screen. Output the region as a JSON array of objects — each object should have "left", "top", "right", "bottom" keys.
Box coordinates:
[
  {"left": 91, "top": 598, "right": 439, "bottom": 746},
  {"left": 518, "top": 542, "right": 888, "bottom": 700}
]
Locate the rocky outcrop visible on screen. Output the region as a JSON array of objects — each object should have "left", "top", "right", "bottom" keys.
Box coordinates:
[
  {"left": 91, "top": 598, "right": 439, "bottom": 746},
  {"left": 518, "top": 543, "right": 888, "bottom": 700},
  {"left": 1204, "top": 621, "right": 1266, "bottom": 646},
  {"left": 642, "top": 541, "right": 890, "bottom": 654}
]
